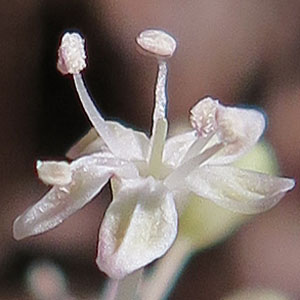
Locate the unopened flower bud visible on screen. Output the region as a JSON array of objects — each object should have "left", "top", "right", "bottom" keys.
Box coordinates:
[{"left": 178, "top": 141, "right": 279, "bottom": 250}]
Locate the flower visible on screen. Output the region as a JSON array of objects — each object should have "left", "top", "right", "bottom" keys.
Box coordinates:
[{"left": 13, "top": 30, "right": 295, "bottom": 280}]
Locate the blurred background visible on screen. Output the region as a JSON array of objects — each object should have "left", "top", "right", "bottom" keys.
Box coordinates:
[{"left": 1, "top": 1, "right": 300, "bottom": 299}]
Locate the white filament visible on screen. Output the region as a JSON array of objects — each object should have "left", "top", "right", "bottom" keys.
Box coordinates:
[
  {"left": 148, "top": 61, "right": 168, "bottom": 173},
  {"left": 153, "top": 61, "right": 168, "bottom": 125},
  {"left": 73, "top": 74, "right": 121, "bottom": 156},
  {"left": 164, "top": 143, "right": 223, "bottom": 189}
]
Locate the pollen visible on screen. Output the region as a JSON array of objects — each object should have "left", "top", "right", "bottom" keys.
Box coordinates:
[
  {"left": 36, "top": 160, "right": 72, "bottom": 186},
  {"left": 190, "top": 97, "right": 219, "bottom": 137},
  {"left": 57, "top": 32, "right": 87, "bottom": 75},
  {"left": 136, "top": 29, "right": 177, "bottom": 58}
]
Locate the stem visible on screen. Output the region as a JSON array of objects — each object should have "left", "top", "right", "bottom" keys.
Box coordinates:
[
  {"left": 103, "top": 269, "right": 144, "bottom": 300},
  {"left": 103, "top": 280, "right": 119, "bottom": 300},
  {"left": 141, "top": 239, "right": 193, "bottom": 300}
]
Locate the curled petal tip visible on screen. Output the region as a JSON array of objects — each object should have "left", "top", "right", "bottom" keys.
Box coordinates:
[
  {"left": 57, "top": 32, "right": 87, "bottom": 75},
  {"left": 136, "top": 29, "right": 177, "bottom": 58},
  {"left": 284, "top": 177, "right": 296, "bottom": 190},
  {"left": 13, "top": 215, "right": 29, "bottom": 240}
]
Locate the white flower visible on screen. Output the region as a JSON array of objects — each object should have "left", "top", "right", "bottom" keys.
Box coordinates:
[{"left": 13, "top": 30, "right": 295, "bottom": 280}]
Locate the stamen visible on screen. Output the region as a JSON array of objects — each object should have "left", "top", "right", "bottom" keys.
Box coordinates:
[
  {"left": 190, "top": 97, "right": 265, "bottom": 150},
  {"left": 181, "top": 132, "right": 215, "bottom": 163},
  {"left": 136, "top": 29, "right": 177, "bottom": 58},
  {"left": 190, "top": 97, "right": 219, "bottom": 137},
  {"left": 148, "top": 118, "right": 168, "bottom": 178},
  {"left": 57, "top": 32, "right": 130, "bottom": 157},
  {"left": 164, "top": 143, "right": 223, "bottom": 190},
  {"left": 136, "top": 29, "right": 177, "bottom": 173},
  {"left": 147, "top": 56, "right": 168, "bottom": 173},
  {"left": 153, "top": 61, "right": 168, "bottom": 123},
  {"left": 147, "top": 61, "right": 168, "bottom": 176},
  {"left": 136, "top": 29, "right": 177, "bottom": 129},
  {"left": 57, "top": 32, "right": 86, "bottom": 75}
]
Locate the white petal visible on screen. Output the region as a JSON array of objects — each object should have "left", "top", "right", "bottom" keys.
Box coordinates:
[
  {"left": 97, "top": 177, "right": 177, "bottom": 279},
  {"left": 106, "top": 121, "right": 149, "bottom": 161},
  {"left": 13, "top": 153, "right": 139, "bottom": 240},
  {"left": 163, "top": 131, "right": 197, "bottom": 168},
  {"left": 67, "top": 128, "right": 108, "bottom": 159},
  {"left": 36, "top": 160, "right": 72, "bottom": 186},
  {"left": 213, "top": 105, "right": 266, "bottom": 164},
  {"left": 186, "top": 165, "right": 295, "bottom": 214},
  {"left": 67, "top": 122, "right": 149, "bottom": 161}
]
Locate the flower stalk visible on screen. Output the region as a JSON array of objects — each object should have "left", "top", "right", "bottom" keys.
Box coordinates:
[
  {"left": 103, "top": 269, "right": 143, "bottom": 300},
  {"left": 141, "top": 238, "right": 193, "bottom": 300}
]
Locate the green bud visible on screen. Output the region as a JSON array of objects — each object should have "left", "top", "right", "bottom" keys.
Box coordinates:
[{"left": 178, "top": 140, "right": 280, "bottom": 250}]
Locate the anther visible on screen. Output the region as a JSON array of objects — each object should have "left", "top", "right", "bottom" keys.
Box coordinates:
[
  {"left": 190, "top": 97, "right": 219, "bottom": 137},
  {"left": 136, "top": 29, "right": 177, "bottom": 58},
  {"left": 57, "top": 32, "right": 87, "bottom": 75}
]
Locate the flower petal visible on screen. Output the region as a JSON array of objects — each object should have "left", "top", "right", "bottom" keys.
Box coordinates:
[
  {"left": 67, "top": 128, "right": 108, "bottom": 159},
  {"left": 163, "top": 131, "right": 197, "bottom": 168},
  {"left": 214, "top": 105, "right": 266, "bottom": 164},
  {"left": 97, "top": 177, "right": 177, "bottom": 279},
  {"left": 67, "top": 122, "right": 149, "bottom": 161},
  {"left": 186, "top": 165, "right": 295, "bottom": 214},
  {"left": 106, "top": 121, "right": 149, "bottom": 161},
  {"left": 13, "top": 153, "right": 139, "bottom": 240},
  {"left": 36, "top": 160, "right": 72, "bottom": 186}
]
